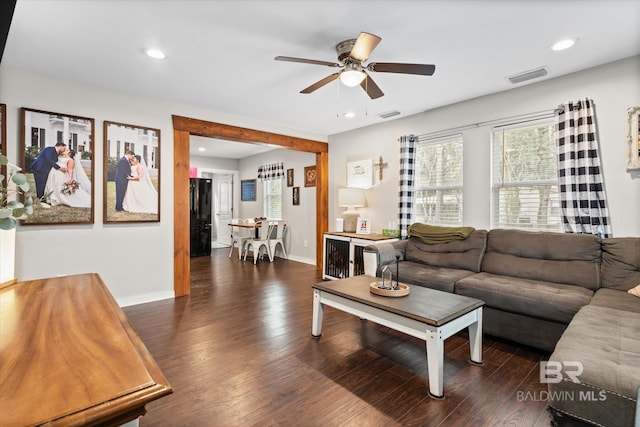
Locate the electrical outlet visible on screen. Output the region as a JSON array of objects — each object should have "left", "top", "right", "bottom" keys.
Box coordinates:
[{"left": 303, "top": 240, "right": 308, "bottom": 248}]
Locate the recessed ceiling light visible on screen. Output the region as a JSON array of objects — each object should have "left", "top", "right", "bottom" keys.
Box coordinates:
[
  {"left": 343, "top": 112, "right": 356, "bottom": 118},
  {"left": 551, "top": 38, "right": 577, "bottom": 51},
  {"left": 198, "top": 147, "right": 206, "bottom": 152},
  {"left": 145, "top": 48, "right": 166, "bottom": 59}
]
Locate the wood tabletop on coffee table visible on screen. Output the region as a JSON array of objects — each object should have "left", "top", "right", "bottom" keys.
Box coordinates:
[{"left": 312, "top": 275, "right": 483, "bottom": 327}]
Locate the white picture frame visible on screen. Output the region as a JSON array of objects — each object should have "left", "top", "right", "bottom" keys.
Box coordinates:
[
  {"left": 356, "top": 217, "right": 371, "bottom": 234},
  {"left": 347, "top": 159, "right": 373, "bottom": 189},
  {"left": 626, "top": 106, "right": 640, "bottom": 170}
]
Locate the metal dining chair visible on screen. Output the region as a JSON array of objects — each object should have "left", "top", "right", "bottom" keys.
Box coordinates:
[
  {"left": 243, "top": 221, "right": 274, "bottom": 264},
  {"left": 268, "top": 220, "right": 288, "bottom": 260},
  {"left": 229, "top": 219, "right": 252, "bottom": 260}
]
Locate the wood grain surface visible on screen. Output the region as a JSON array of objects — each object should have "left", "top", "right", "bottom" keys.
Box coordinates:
[{"left": 0, "top": 273, "right": 172, "bottom": 426}]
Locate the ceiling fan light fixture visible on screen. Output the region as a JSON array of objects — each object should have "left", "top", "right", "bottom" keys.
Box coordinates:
[{"left": 340, "top": 70, "right": 366, "bottom": 87}]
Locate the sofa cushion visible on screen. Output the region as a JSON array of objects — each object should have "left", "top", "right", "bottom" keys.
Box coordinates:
[
  {"left": 548, "top": 305, "right": 640, "bottom": 427},
  {"left": 393, "top": 261, "right": 477, "bottom": 293},
  {"left": 601, "top": 237, "right": 640, "bottom": 291},
  {"left": 590, "top": 288, "right": 640, "bottom": 313},
  {"left": 481, "top": 229, "right": 601, "bottom": 290},
  {"left": 404, "top": 229, "right": 487, "bottom": 273},
  {"left": 455, "top": 272, "right": 593, "bottom": 324}
]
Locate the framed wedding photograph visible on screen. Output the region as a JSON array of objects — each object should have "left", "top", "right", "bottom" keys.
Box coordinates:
[
  {"left": 104, "top": 121, "right": 160, "bottom": 223},
  {"left": 286, "top": 168, "right": 294, "bottom": 187},
  {"left": 0, "top": 104, "right": 5, "bottom": 189},
  {"left": 0, "top": 103, "right": 5, "bottom": 155},
  {"left": 20, "top": 108, "right": 95, "bottom": 225},
  {"left": 304, "top": 165, "right": 316, "bottom": 187}
]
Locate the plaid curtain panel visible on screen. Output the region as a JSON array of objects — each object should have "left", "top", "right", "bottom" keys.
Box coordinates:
[
  {"left": 398, "top": 135, "right": 416, "bottom": 239},
  {"left": 257, "top": 162, "right": 284, "bottom": 180},
  {"left": 556, "top": 98, "right": 612, "bottom": 238}
]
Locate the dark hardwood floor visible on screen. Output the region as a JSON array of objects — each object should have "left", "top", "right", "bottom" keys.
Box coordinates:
[{"left": 123, "top": 249, "right": 553, "bottom": 426}]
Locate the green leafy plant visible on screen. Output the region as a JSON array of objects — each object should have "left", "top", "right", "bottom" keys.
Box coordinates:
[{"left": 0, "top": 154, "right": 33, "bottom": 230}]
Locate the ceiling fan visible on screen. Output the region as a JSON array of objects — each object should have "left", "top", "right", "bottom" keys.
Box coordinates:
[{"left": 275, "top": 32, "right": 435, "bottom": 99}]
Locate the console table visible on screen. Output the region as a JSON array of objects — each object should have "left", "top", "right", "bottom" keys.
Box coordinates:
[
  {"left": 323, "top": 232, "right": 398, "bottom": 280},
  {"left": 0, "top": 273, "right": 172, "bottom": 426}
]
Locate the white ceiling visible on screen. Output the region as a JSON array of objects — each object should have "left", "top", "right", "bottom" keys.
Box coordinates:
[{"left": 4, "top": 0, "right": 640, "bottom": 158}]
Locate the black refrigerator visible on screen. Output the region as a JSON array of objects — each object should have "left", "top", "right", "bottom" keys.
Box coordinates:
[{"left": 190, "top": 178, "right": 213, "bottom": 257}]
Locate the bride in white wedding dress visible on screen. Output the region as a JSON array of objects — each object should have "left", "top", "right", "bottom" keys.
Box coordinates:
[
  {"left": 44, "top": 148, "right": 92, "bottom": 208},
  {"left": 123, "top": 155, "right": 158, "bottom": 214}
]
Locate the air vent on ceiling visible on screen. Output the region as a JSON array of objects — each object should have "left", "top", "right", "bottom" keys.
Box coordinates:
[
  {"left": 378, "top": 110, "right": 401, "bottom": 119},
  {"left": 508, "top": 67, "right": 548, "bottom": 84}
]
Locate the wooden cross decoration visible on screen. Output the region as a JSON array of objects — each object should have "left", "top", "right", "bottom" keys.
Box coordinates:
[{"left": 373, "top": 156, "right": 388, "bottom": 181}]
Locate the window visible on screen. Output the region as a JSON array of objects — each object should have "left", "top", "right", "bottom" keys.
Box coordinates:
[
  {"left": 491, "top": 121, "right": 561, "bottom": 231},
  {"left": 264, "top": 178, "right": 282, "bottom": 219},
  {"left": 414, "top": 135, "right": 463, "bottom": 226}
]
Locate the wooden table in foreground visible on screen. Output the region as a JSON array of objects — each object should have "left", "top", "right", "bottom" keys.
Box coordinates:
[
  {"left": 0, "top": 273, "right": 172, "bottom": 427},
  {"left": 311, "top": 275, "right": 484, "bottom": 398}
]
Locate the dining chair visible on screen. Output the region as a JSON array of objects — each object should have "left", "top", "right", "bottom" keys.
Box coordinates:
[
  {"left": 268, "top": 220, "right": 287, "bottom": 260},
  {"left": 229, "top": 219, "right": 252, "bottom": 260},
  {"left": 243, "top": 221, "right": 273, "bottom": 264}
]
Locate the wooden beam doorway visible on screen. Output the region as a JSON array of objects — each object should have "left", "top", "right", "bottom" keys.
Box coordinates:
[{"left": 172, "top": 115, "right": 329, "bottom": 296}]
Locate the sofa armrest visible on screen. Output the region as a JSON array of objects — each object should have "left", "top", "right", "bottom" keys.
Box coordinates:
[{"left": 363, "top": 241, "right": 407, "bottom": 277}]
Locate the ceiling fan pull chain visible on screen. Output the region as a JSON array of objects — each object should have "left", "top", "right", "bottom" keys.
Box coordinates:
[{"left": 336, "top": 77, "right": 340, "bottom": 118}]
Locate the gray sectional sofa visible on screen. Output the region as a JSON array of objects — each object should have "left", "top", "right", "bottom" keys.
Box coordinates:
[{"left": 363, "top": 228, "right": 640, "bottom": 426}]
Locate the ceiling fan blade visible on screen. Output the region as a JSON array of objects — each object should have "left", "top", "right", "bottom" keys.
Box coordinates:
[
  {"left": 300, "top": 73, "right": 340, "bottom": 94},
  {"left": 275, "top": 56, "right": 341, "bottom": 68},
  {"left": 367, "top": 62, "right": 436, "bottom": 76},
  {"left": 349, "top": 32, "right": 381, "bottom": 62},
  {"left": 360, "top": 73, "right": 384, "bottom": 99}
]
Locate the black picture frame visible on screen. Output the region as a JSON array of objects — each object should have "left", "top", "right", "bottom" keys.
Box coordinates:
[
  {"left": 241, "top": 179, "right": 256, "bottom": 201},
  {"left": 20, "top": 107, "right": 95, "bottom": 225}
]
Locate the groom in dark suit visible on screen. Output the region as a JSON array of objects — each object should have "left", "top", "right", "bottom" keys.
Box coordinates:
[
  {"left": 115, "top": 151, "right": 135, "bottom": 212},
  {"left": 31, "top": 142, "right": 67, "bottom": 198}
]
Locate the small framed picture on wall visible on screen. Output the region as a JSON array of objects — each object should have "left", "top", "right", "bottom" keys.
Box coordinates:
[
  {"left": 287, "top": 168, "right": 294, "bottom": 187},
  {"left": 241, "top": 179, "right": 256, "bottom": 201},
  {"left": 292, "top": 186, "right": 300, "bottom": 205},
  {"left": 304, "top": 165, "right": 316, "bottom": 187}
]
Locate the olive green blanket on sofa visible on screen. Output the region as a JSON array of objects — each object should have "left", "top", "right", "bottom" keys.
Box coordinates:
[{"left": 408, "top": 223, "right": 475, "bottom": 244}]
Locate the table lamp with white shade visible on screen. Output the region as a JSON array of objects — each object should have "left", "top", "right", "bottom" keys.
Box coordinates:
[{"left": 338, "top": 188, "right": 365, "bottom": 233}]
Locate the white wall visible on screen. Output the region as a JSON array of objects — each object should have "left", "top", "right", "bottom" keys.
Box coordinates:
[
  {"left": 238, "top": 148, "right": 316, "bottom": 264},
  {"left": 190, "top": 154, "right": 239, "bottom": 172},
  {"left": 329, "top": 56, "right": 640, "bottom": 237},
  {"left": 0, "top": 66, "right": 325, "bottom": 306}
]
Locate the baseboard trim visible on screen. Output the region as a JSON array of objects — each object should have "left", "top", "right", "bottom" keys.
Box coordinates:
[{"left": 117, "top": 290, "right": 175, "bottom": 308}]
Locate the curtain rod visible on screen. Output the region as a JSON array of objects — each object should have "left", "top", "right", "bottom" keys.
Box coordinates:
[{"left": 416, "top": 108, "right": 559, "bottom": 141}]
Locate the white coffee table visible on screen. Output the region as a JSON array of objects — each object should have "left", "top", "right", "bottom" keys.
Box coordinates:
[{"left": 311, "top": 275, "right": 484, "bottom": 398}]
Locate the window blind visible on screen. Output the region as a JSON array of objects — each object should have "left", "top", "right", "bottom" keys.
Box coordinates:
[
  {"left": 414, "top": 134, "right": 463, "bottom": 226},
  {"left": 491, "top": 120, "right": 561, "bottom": 231}
]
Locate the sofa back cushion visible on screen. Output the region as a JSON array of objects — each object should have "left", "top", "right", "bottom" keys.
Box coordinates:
[
  {"left": 481, "top": 229, "right": 601, "bottom": 290},
  {"left": 404, "top": 229, "right": 487, "bottom": 272},
  {"left": 601, "top": 238, "right": 640, "bottom": 291}
]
